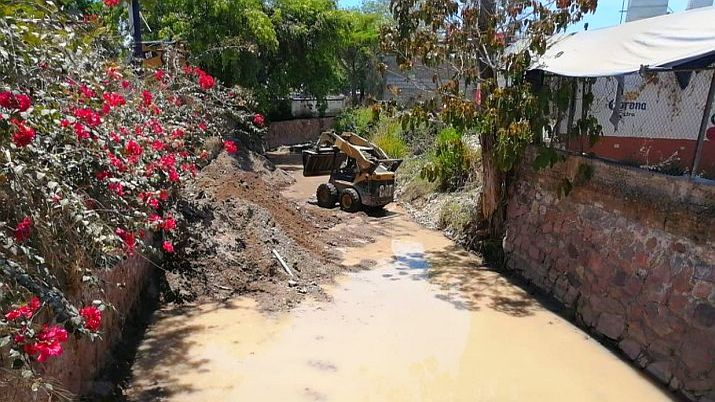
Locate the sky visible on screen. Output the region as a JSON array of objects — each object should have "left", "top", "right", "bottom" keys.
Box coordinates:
[{"left": 337, "top": 0, "right": 692, "bottom": 31}]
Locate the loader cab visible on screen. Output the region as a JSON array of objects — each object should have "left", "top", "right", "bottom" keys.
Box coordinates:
[{"left": 302, "top": 132, "right": 402, "bottom": 212}]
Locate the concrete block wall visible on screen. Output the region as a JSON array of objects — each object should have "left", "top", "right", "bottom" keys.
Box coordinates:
[{"left": 265, "top": 117, "right": 335, "bottom": 149}]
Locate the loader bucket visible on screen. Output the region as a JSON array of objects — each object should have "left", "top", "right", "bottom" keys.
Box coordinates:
[{"left": 302, "top": 149, "right": 347, "bottom": 177}]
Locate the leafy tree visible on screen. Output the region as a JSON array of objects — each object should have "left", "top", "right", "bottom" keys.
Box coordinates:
[
  {"left": 339, "top": 10, "right": 384, "bottom": 103},
  {"left": 137, "top": 0, "right": 351, "bottom": 114},
  {"left": 382, "top": 0, "right": 598, "bottom": 239}
]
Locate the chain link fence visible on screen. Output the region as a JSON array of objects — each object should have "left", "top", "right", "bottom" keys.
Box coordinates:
[{"left": 541, "top": 68, "right": 715, "bottom": 180}]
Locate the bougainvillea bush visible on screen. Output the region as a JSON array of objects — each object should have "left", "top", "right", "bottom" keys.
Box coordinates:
[{"left": 0, "top": 0, "right": 263, "bottom": 393}]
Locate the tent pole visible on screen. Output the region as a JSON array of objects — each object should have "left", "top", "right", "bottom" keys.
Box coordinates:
[{"left": 690, "top": 70, "right": 715, "bottom": 178}]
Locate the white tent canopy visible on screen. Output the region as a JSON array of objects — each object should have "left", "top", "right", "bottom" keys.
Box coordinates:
[{"left": 532, "top": 6, "right": 715, "bottom": 77}]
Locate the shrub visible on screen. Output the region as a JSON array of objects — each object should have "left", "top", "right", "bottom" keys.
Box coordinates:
[
  {"left": 395, "top": 157, "right": 439, "bottom": 202},
  {"left": 420, "top": 127, "right": 479, "bottom": 191},
  {"left": 334, "top": 106, "right": 376, "bottom": 137},
  {"left": 372, "top": 120, "right": 408, "bottom": 158},
  {"left": 438, "top": 198, "right": 475, "bottom": 233},
  {"left": 0, "top": 0, "right": 263, "bottom": 392}
]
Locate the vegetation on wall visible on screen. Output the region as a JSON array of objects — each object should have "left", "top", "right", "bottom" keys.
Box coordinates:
[{"left": 420, "top": 127, "right": 479, "bottom": 191}]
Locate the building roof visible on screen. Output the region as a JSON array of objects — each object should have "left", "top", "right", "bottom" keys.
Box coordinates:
[{"left": 532, "top": 6, "right": 715, "bottom": 77}]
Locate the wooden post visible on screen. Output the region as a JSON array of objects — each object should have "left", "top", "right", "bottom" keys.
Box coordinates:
[
  {"left": 129, "top": 0, "right": 143, "bottom": 60},
  {"left": 691, "top": 70, "right": 715, "bottom": 177}
]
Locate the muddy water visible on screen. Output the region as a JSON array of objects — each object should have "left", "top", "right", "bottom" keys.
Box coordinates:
[{"left": 127, "top": 158, "right": 674, "bottom": 402}]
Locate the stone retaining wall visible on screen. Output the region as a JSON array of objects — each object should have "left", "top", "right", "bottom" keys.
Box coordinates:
[
  {"left": 2, "top": 251, "right": 154, "bottom": 399},
  {"left": 504, "top": 147, "right": 715, "bottom": 401},
  {"left": 265, "top": 117, "right": 335, "bottom": 149}
]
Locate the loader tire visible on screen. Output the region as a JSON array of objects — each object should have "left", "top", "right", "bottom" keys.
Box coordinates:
[
  {"left": 339, "top": 188, "right": 361, "bottom": 212},
  {"left": 316, "top": 183, "right": 338, "bottom": 208}
]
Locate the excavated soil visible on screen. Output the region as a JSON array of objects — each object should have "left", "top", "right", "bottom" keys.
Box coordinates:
[{"left": 162, "top": 148, "right": 378, "bottom": 311}]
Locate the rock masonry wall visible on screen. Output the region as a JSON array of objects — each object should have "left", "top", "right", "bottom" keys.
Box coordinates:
[
  {"left": 2, "top": 251, "right": 154, "bottom": 400},
  {"left": 504, "top": 147, "right": 715, "bottom": 401}
]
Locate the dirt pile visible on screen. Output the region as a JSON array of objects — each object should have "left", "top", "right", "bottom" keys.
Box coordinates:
[{"left": 162, "top": 149, "right": 373, "bottom": 310}]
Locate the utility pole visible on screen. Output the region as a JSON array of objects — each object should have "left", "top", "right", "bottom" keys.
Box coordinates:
[{"left": 129, "top": 0, "right": 143, "bottom": 60}]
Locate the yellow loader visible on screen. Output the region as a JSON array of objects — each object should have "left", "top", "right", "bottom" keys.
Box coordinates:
[{"left": 302, "top": 132, "right": 402, "bottom": 212}]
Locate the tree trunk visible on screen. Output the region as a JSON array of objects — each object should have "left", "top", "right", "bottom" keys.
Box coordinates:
[
  {"left": 476, "top": 0, "right": 505, "bottom": 240},
  {"left": 479, "top": 131, "right": 506, "bottom": 240}
]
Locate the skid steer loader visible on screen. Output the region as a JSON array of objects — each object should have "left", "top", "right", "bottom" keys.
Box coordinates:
[{"left": 302, "top": 132, "right": 402, "bottom": 212}]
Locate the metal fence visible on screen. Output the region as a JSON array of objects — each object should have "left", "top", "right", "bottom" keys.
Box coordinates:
[{"left": 541, "top": 68, "right": 715, "bottom": 180}]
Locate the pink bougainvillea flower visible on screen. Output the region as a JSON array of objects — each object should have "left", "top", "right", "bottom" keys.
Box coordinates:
[
  {"left": 181, "top": 163, "right": 197, "bottom": 176},
  {"left": 24, "top": 325, "right": 68, "bottom": 363},
  {"left": 121, "top": 80, "right": 132, "bottom": 90},
  {"left": 95, "top": 170, "right": 111, "bottom": 181},
  {"left": 74, "top": 122, "right": 90, "bottom": 140},
  {"left": 60, "top": 119, "right": 70, "bottom": 128},
  {"left": 13, "top": 333, "right": 25, "bottom": 344},
  {"left": 223, "top": 140, "right": 238, "bottom": 154},
  {"left": 159, "top": 189, "right": 170, "bottom": 201},
  {"left": 151, "top": 139, "right": 165, "bottom": 151},
  {"left": 4, "top": 296, "right": 41, "bottom": 321},
  {"left": 162, "top": 216, "right": 177, "bottom": 232},
  {"left": 125, "top": 140, "right": 143, "bottom": 157},
  {"left": 197, "top": 122, "right": 208, "bottom": 131},
  {"left": 108, "top": 181, "right": 124, "bottom": 196},
  {"left": 13, "top": 216, "right": 32, "bottom": 243},
  {"left": 162, "top": 241, "right": 175, "bottom": 253},
  {"left": 74, "top": 107, "right": 102, "bottom": 127},
  {"left": 141, "top": 90, "right": 153, "bottom": 106},
  {"left": 102, "top": 92, "right": 126, "bottom": 108},
  {"left": 14, "top": 94, "right": 31, "bottom": 112},
  {"left": 149, "top": 119, "right": 164, "bottom": 134},
  {"left": 79, "top": 306, "right": 102, "bottom": 332},
  {"left": 11, "top": 119, "right": 36, "bottom": 147},
  {"left": 171, "top": 128, "right": 185, "bottom": 138},
  {"left": 144, "top": 162, "right": 156, "bottom": 177},
  {"left": 154, "top": 69, "right": 166, "bottom": 82},
  {"left": 108, "top": 152, "right": 127, "bottom": 172},
  {"left": 252, "top": 113, "right": 265, "bottom": 127},
  {"left": 148, "top": 214, "right": 162, "bottom": 224},
  {"left": 168, "top": 168, "right": 180, "bottom": 183},
  {"left": 103, "top": 0, "right": 120, "bottom": 7},
  {"left": 79, "top": 84, "right": 96, "bottom": 99},
  {"left": 0, "top": 91, "right": 12, "bottom": 108},
  {"left": 115, "top": 228, "right": 136, "bottom": 255},
  {"left": 183, "top": 65, "right": 205, "bottom": 76},
  {"left": 198, "top": 73, "right": 216, "bottom": 90},
  {"left": 0, "top": 91, "right": 31, "bottom": 112},
  {"left": 159, "top": 153, "right": 176, "bottom": 170}
]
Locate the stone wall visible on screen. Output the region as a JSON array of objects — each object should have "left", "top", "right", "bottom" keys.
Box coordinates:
[
  {"left": 2, "top": 251, "right": 154, "bottom": 399},
  {"left": 265, "top": 117, "right": 335, "bottom": 149},
  {"left": 504, "top": 147, "right": 715, "bottom": 401}
]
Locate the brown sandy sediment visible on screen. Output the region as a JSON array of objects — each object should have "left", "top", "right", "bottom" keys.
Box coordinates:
[
  {"left": 161, "top": 148, "right": 377, "bottom": 310},
  {"left": 123, "top": 150, "right": 676, "bottom": 402}
]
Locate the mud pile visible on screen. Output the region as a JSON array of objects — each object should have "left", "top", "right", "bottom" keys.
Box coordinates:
[{"left": 162, "top": 150, "right": 372, "bottom": 310}]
